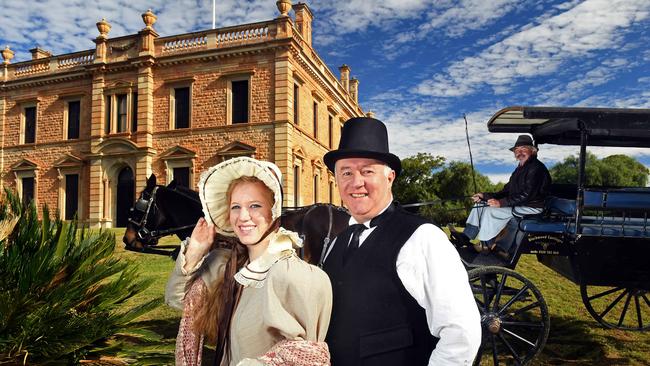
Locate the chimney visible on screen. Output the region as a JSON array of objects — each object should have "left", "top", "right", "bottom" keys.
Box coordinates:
[
  {"left": 339, "top": 64, "right": 350, "bottom": 93},
  {"left": 292, "top": 2, "right": 313, "bottom": 46},
  {"left": 350, "top": 77, "right": 359, "bottom": 104},
  {"left": 29, "top": 47, "right": 51, "bottom": 60}
]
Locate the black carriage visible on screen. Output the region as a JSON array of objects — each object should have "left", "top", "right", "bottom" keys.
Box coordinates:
[{"left": 450, "top": 106, "right": 650, "bottom": 365}]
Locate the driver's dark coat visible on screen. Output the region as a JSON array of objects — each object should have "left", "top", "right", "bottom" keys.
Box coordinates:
[{"left": 484, "top": 156, "right": 551, "bottom": 208}]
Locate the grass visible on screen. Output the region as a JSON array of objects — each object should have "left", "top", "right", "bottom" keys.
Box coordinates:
[{"left": 106, "top": 228, "right": 650, "bottom": 365}]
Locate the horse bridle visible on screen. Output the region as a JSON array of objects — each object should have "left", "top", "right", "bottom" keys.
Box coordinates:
[
  {"left": 293, "top": 203, "right": 337, "bottom": 266},
  {"left": 128, "top": 186, "right": 198, "bottom": 242}
]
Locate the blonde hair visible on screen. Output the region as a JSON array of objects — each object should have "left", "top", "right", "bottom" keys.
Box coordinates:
[{"left": 192, "top": 176, "right": 275, "bottom": 362}]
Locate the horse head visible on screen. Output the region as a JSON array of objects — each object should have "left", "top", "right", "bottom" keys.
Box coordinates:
[
  {"left": 122, "top": 174, "right": 203, "bottom": 257},
  {"left": 281, "top": 204, "right": 350, "bottom": 265}
]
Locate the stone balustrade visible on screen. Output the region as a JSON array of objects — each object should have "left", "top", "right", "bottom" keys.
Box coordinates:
[
  {"left": 161, "top": 34, "right": 208, "bottom": 53},
  {"left": 13, "top": 60, "right": 50, "bottom": 77},
  {"left": 158, "top": 21, "right": 271, "bottom": 55},
  {"left": 57, "top": 51, "right": 95, "bottom": 69}
]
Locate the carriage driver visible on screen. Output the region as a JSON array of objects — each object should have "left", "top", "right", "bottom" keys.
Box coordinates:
[
  {"left": 321, "top": 117, "right": 481, "bottom": 365},
  {"left": 449, "top": 135, "right": 552, "bottom": 258}
]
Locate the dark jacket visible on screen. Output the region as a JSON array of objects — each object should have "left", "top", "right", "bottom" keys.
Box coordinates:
[{"left": 484, "top": 156, "right": 551, "bottom": 208}]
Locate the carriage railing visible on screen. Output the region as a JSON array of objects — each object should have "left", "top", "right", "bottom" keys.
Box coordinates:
[{"left": 578, "top": 189, "right": 650, "bottom": 237}]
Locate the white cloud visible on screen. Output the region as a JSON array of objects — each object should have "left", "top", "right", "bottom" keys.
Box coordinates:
[{"left": 416, "top": 0, "right": 650, "bottom": 98}]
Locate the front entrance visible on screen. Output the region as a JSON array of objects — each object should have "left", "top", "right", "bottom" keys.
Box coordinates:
[{"left": 116, "top": 166, "right": 134, "bottom": 227}]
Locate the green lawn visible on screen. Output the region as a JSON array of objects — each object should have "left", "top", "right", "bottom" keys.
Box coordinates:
[{"left": 109, "top": 228, "right": 650, "bottom": 365}]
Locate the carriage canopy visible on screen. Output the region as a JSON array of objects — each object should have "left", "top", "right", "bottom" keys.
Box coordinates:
[{"left": 487, "top": 106, "right": 650, "bottom": 148}]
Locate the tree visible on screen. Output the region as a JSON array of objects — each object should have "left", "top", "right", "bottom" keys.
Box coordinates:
[
  {"left": 0, "top": 190, "right": 160, "bottom": 364},
  {"left": 393, "top": 153, "right": 498, "bottom": 224},
  {"left": 550, "top": 152, "right": 648, "bottom": 187}
]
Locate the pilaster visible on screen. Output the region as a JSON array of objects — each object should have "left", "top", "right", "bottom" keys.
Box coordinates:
[
  {"left": 274, "top": 120, "right": 294, "bottom": 207},
  {"left": 88, "top": 159, "right": 104, "bottom": 228}
]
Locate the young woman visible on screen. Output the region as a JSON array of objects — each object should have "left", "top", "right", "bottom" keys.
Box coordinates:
[{"left": 165, "top": 157, "right": 332, "bottom": 366}]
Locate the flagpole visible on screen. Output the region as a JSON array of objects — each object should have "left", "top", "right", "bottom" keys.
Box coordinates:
[{"left": 212, "top": 0, "right": 216, "bottom": 29}]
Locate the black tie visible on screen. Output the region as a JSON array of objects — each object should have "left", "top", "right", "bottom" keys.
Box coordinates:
[
  {"left": 343, "top": 224, "right": 367, "bottom": 264},
  {"left": 342, "top": 203, "right": 396, "bottom": 264}
]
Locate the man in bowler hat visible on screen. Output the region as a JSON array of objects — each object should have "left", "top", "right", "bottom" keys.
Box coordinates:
[
  {"left": 449, "top": 135, "right": 551, "bottom": 257},
  {"left": 322, "top": 117, "right": 481, "bottom": 365}
]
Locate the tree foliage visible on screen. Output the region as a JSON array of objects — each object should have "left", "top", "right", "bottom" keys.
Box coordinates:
[
  {"left": 393, "top": 153, "right": 498, "bottom": 224},
  {"left": 549, "top": 152, "right": 648, "bottom": 187},
  {"left": 0, "top": 190, "right": 160, "bottom": 364}
]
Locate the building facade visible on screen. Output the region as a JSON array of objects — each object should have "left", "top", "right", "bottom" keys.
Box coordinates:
[{"left": 0, "top": 2, "right": 364, "bottom": 228}]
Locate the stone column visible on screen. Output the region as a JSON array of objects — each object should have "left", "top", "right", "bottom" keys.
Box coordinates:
[
  {"left": 350, "top": 78, "right": 359, "bottom": 104},
  {"left": 87, "top": 159, "right": 104, "bottom": 228},
  {"left": 339, "top": 64, "right": 350, "bottom": 93},
  {"left": 0, "top": 97, "right": 5, "bottom": 189},
  {"left": 274, "top": 121, "right": 294, "bottom": 207},
  {"left": 292, "top": 3, "right": 313, "bottom": 46},
  {"left": 94, "top": 19, "right": 111, "bottom": 63}
]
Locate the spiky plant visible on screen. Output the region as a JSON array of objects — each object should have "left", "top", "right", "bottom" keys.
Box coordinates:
[{"left": 0, "top": 190, "right": 160, "bottom": 364}]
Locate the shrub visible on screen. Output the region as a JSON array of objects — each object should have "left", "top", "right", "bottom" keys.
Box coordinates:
[{"left": 0, "top": 190, "right": 159, "bottom": 364}]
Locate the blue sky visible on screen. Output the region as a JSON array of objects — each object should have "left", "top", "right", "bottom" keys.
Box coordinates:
[{"left": 2, "top": 0, "right": 650, "bottom": 183}]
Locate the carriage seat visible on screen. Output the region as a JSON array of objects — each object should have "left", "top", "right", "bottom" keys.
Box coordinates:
[{"left": 518, "top": 196, "right": 576, "bottom": 234}]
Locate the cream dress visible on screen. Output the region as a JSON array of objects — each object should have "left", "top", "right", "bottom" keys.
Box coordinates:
[{"left": 165, "top": 228, "right": 332, "bottom": 366}]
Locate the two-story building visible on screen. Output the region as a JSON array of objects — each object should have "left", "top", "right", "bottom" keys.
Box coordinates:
[{"left": 0, "top": 1, "right": 365, "bottom": 228}]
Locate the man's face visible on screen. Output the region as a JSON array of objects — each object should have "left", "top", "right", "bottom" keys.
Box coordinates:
[
  {"left": 514, "top": 146, "right": 533, "bottom": 165},
  {"left": 335, "top": 158, "right": 395, "bottom": 223}
]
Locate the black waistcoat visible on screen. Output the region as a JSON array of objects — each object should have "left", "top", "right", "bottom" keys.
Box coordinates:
[{"left": 323, "top": 204, "right": 438, "bottom": 366}]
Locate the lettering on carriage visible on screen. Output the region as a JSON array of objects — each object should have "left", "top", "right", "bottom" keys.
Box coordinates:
[{"left": 528, "top": 234, "right": 563, "bottom": 253}]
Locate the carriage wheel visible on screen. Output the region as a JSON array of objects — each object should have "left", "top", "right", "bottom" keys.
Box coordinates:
[
  {"left": 468, "top": 266, "right": 549, "bottom": 366},
  {"left": 580, "top": 284, "right": 650, "bottom": 331}
]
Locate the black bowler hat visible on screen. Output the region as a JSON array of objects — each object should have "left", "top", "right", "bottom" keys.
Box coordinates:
[
  {"left": 509, "top": 135, "right": 536, "bottom": 151},
  {"left": 324, "top": 117, "right": 402, "bottom": 176}
]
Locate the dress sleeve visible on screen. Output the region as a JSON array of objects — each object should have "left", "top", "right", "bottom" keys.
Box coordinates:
[
  {"left": 175, "top": 278, "right": 207, "bottom": 366},
  {"left": 165, "top": 241, "right": 230, "bottom": 310},
  {"left": 262, "top": 257, "right": 333, "bottom": 342}
]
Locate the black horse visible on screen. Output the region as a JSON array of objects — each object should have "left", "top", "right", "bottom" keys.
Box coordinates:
[{"left": 123, "top": 175, "right": 350, "bottom": 265}]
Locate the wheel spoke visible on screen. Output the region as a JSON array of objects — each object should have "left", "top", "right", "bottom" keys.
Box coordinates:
[
  {"left": 498, "top": 331, "right": 524, "bottom": 363},
  {"left": 635, "top": 294, "right": 643, "bottom": 329},
  {"left": 493, "top": 273, "right": 508, "bottom": 312},
  {"left": 617, "top": 290, "right": 633, "bottom": 327},
  {"left": 588, "top": 286, "right": 623, "bottom": 302},
  {"left": 491, "top": 333, "right": 499, "bottom": 366},
  {"left": 641, "top": 292, "right": 650, "bottom": 308},
  {"left": 599, "top": 288, "right": 627, "bottom": 319},
  {"left": 498, "top": 285, "right": 530, "bottom": 316},
  {"left": 480, "top": 275, "right": 490, "bottom": 312},
  {"left": 510, "top": 301, "right": 541, "bottom": 318},
  {"left": 501, "top": 320, "right": 544, "bottom": 329}
]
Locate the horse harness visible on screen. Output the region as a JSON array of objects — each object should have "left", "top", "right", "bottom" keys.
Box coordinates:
[{"left": 128, "top": 186, "right": 198, "bottom": 242}]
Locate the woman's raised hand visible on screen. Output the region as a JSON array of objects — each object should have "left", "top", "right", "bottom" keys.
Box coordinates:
[{"left": 183, "top": 217, "right": 216, "bottom": 272}]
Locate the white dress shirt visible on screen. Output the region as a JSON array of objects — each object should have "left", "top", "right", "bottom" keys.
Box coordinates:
[{"left": 324, "top": 204, "right": 482, "bottom": 365}]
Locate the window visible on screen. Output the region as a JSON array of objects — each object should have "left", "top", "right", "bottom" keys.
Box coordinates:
[
  {"left": 22, "top": 176, "right": 35, "bottom": 206},
  {"left": 67, "top": 100, "right": 80, "bottom": 139},
  {"left": 65, "top": 174, "right": 79, "bottom": 220},
  {"left": 116, "top": 94, "right": 127, "bottom": 132},
  {"left": 173, "top": 87, "right": 190, "bottom": 129},
  {"left": 173, "top": 167, "right": 190, "bottom": 188},
  {"left": 313, "top": 175, "right": 319, "bottom": 203},
  {"left": 23, "top": 106, "right": 36, "bottom": 144},
  {"left": 293, "top": 83, "right": 299, "bottom": 124},
  {"left": 231, "top": 80, "right": 249, "bottom": 124},
  {"left": 328, "top": 115, "right": 333, "bottom": 148},
  {"left": 105, "top": 96, "right": 111, "bottom": 134},
  {"left": 132, "top": 92, "right": 138, "bottom": 132},
  {"left": 313, "top": 102, "right": 318, "bottom": 137},
  {"left": 293, "top": 165, "right": 300, "bottom": 206},
  {"left": 104, "top": 91, "right": 136, "bottom": 134}
]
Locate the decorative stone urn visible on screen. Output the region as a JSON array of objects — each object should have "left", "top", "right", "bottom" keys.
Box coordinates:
[
  {"left": 276, "top": 0, "right": 292, "bottom": 17},
  {"left": 96, "top": 18, "right": 111, "bottom": 38},
  {"left": 142, "top": 9, "right": 157, "bottom": 29},
  {"left": 2, "top": 46, "right": 14, "bottom": 64}
]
